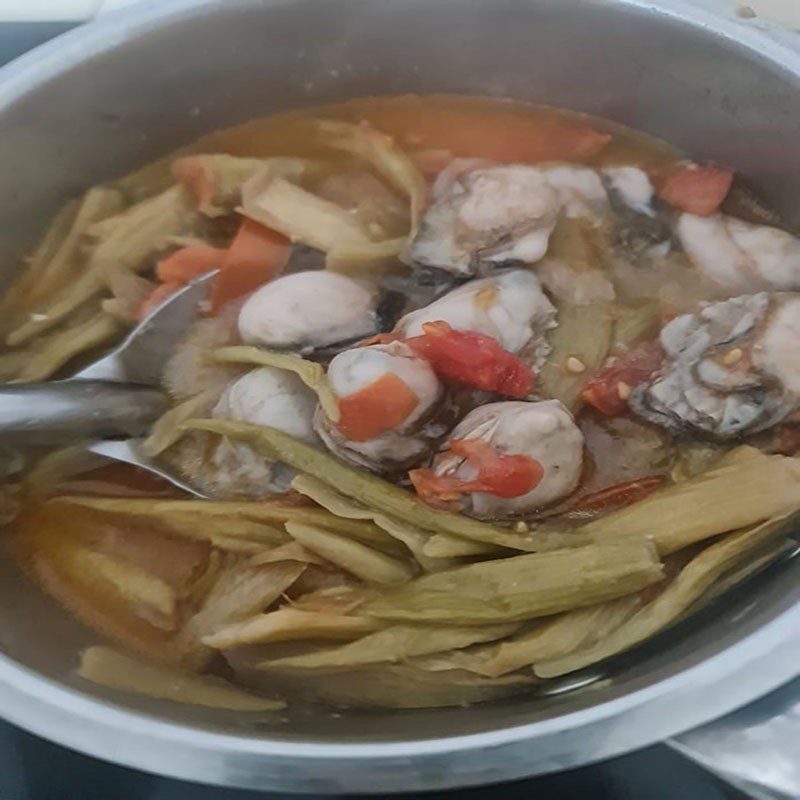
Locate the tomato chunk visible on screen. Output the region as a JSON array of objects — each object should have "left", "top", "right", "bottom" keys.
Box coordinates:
[
  {"left": 141, "top": 220, "right": 289, "bottom": 320},
  {"left": 360, "top": 98, "right": 611, "bottom": 163},
  {"left": 410, "top": 437, "right": 543, "bottom": 506},
  {"left": 337, "top": 372, "right": 419, "bottom": 442},
  {"left": 450, "top": 438, "right": 544, "bottom": 498},
  {"left": 211, "top": 219, "right": 291, "bottom": 312},
  {"left": 574, "top": 476, "right": 666, "bottom": 512},
  {"left": 658, "top": 164, "right": 734, "bottom": 217},
  {"left": 582, "top": 342, "right": 663, "bottom": 416},
  {"left": 406, "top": 321, "right": 534, "bottom": 398},
  {"left": 156, "top": 244, "right": 225, "bottom": 284}
]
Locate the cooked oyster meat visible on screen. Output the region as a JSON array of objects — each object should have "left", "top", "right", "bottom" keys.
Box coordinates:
[
  {"left": 631, "top": 293, "right": 800, "bottom": 438},
  {"left": 408, "top": 165, "right": 561, "bottom": 279},
  {"left": 602, "top": 166, "right": 672, "bottom": 253},
  {"left": 394, "top": 269, "right": 556, "bottom": 367},
  {"left": 206, "top": 366, "right": 320, "bottom": 496},
  {"left": 215, "top": 367, "right": 319, "bottom": 443},
  {"left": 408, "top": 161, "right": 672, "bottom": 281},
  {"left": 676, "top": 213, "right": 800, "bottom": 294},
  {"left": 412, "top": 400, "right": 584, "bottom": 518},
  {"left": 315, "top": 341, "right": 447, "bottom": 472},
  {"left": 238, "top": 271, "right": 382, "bottom": 353},
  {"left": 602, "top": 166, "right": 656, "bottom": 218},
  {"left": 540, "top": 164, "right": 608, "bottom": 220}
]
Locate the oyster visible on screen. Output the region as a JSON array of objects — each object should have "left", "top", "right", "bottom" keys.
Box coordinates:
[
  {"left": 602, "top": 166, "right": 672, "bottom": 254},
  {"left": 676, "top": 213, "right": 800, "bottom": 294},
  {"left": 602, "top": 166, "right": 656, "bottom": 218},
  {"left": 394, "top": 269, "right": 556, "bottom": 368},
  {"left": 315, "top": 341, "right": 448, "bottom": 472},
  {"left": 541, "top": 164, "right": 608, "bottom": 220},
  {"left": 237, "top": 271, "right": 384, "bottom": 354},
  {"left": 422, "top": 400, "right": 585, "bottom": 519},
  {"left": 200, "top": 367, "right": 320, "bottom": 497},
  {"left": 407, "top": 162, "right": 666, "bottom": 280},
  {"left": 631, "top": 293, "right": 800, "bottom": 439},
  {"left": 408, "top": 165, "right": 561, "bottom": 279}
]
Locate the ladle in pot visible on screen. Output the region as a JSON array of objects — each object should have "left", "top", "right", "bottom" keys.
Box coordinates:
[{"left": 0, "top": 272, "right": 217, "bottom": 496}]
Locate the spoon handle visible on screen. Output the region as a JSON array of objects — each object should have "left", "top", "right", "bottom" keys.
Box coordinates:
[{"left": 0, "top": 380, "right": 167, "bottom": 443}]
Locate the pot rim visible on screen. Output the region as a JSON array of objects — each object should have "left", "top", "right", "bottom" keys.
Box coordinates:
[{"left": 1, "top": 0, "right": 800, "bottom": 791}]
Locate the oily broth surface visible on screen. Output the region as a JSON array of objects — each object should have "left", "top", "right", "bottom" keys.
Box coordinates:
[
  {"left": 189, "top": 94, "right": 680, "bottom": 168},
  {"left": 119, "top": 95, "right": 681, "bottom": 199}
]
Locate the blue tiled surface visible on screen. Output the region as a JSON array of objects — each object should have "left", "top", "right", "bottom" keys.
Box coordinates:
[{"left": 0, "top": 22, "right": 747, "bottom": 800}]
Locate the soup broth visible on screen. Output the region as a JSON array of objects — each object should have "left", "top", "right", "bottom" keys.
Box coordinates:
[{"left": 2, "top": 95, "right": 799, "bottom": 712}]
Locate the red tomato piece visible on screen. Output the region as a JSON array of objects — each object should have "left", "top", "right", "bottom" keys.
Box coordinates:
[
  {"left": 574, "top": 476, "right": 666, "bottom": 512},
  {"left": 406, "top": 321, "right": 534, "bottom": 398},
  {"left": 337, "top": 372, "right": 419, "bottom": 442},
  {"left": 449, "top": 438, "right": 544, "bottom": 499},
  {"left": 211, "top": 219, "right": 291, "bottom": 312},
  {"left": 360, "top": 98, "right": 611, "bottom": 163},
  {"left": 409, "top": 438, "right": 543, "bottom": 506},
  {"left": 408, "top": 470, "right": 484, "bottom": 507},
  {"left": 582, "top": 342, "right": 663, "bottom": 416},
  {"left": 156, "top": 244, "right": 225, "bottom": 284},
  {"left": 658, "top": 164, "right": 734, "bottom": 217}
]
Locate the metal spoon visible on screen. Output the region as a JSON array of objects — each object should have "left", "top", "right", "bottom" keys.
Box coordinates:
[{"left": 0, "top": 272, "right": 217, "bottom": 495}]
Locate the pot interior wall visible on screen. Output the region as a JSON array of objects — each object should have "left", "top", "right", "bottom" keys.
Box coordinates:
[{"left": 0, "top": 0, "right": 799, "bottom": 750}]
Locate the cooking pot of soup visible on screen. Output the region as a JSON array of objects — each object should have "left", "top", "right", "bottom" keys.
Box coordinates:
[{"left": 1, "top": 0, "right": 800, "bottom": 793}]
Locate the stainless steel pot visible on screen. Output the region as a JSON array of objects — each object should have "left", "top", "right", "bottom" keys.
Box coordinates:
[{"left": 1, "top": 0, "right": 800, "bottom": 793}]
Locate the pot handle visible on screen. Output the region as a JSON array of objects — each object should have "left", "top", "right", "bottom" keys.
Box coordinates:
[
  {"left": 0, "top": 380, "right": 167, "bottom": 443},
  {"left": 669, "top": 675, "right": 800, "bottom": 799}
]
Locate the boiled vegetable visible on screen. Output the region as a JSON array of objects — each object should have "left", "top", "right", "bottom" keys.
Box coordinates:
[
  {"left": 79, "top": 646, "right": 284, "bottom": 711},
  {"left": 184, "top": 420, "right": 587, "bottom": 553},
  {"left": 173, "top": 154, "right": 315, "bottom": 216},
  {"left": 580, "top": 447, "right": 800, "bottom": 554},
  {"left": 285, "top": 522, "right": 415, "bottom": 585},
  {"left": 7, "top": 186, "right": 196, "bottom": 347},
  {"left": 180, "top": 560, "right": 306, "bottom": 667},
  {"left": 202, "top": 608, "right": 380, "bottom": 649},
  {"left": 291, "top": 474, "right": 471, "bottom": 570},
  {"left": 260, "top": 621, "right": 521, "bottom": 670},
  {"left": 234, "top": 657, "right": 530, "bottom": 709},
  {"left": 315, "top": 119, "right": 427, "bottom": 236},
  {"left": 482, "top": 596, "right": 641, "bottom": 676},
  {"left": 141, "top": 388, "right": 219, "bottom": 458},
  {"left": 536, "top": 512, "right": 798, "bottom": 677},
  {"left": 362, "top": 540, "right": 663, "bottom": 625},
  {"left": 242, "top": 177, "right": 375, "bottom": 252},
  {"left": 14, "top": 311, "right": 121, "bottom": 382},
  {"left": 538, "top": 302, "right": 613, "bottom": 411}
]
